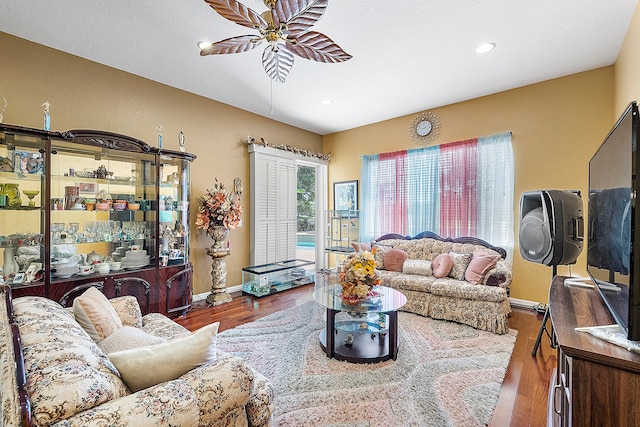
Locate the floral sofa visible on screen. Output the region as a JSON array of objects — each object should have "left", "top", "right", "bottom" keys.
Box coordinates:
[
  {"left": 368, "top": 232, "right": 513, "bottom": 334},
  {"left": 0, "top": 286, "right": 274, "bottom": 427}
]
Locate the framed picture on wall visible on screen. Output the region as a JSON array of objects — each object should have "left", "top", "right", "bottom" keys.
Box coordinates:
[{"left": 333, "top": 180, "right": 358, "bottom": 212}]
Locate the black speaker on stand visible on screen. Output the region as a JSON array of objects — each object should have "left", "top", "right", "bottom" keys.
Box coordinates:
[{"left": 519, "top": 190, "right": 584, "bottom": 356}]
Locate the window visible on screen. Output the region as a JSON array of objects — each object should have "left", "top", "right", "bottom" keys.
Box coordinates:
[{"left": 360, "top": 132, "right": 514, "bottom": 260}]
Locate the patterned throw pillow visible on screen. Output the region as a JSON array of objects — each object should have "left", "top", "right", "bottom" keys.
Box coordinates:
[
  {"left": 109, "top": 296, "right": 143, "bottom": 328},
  {"left": 448, "top": 251, "right": 473, "bottom": 280},
  {"left": 465, "top": 250, "right": 501, "bottom": 284},
  {"left": 432, "top": 253, "right": 454, "bottom": 278},
  {"left": 350, "top": 242, "right": 372, "bottom": 252},
  {"left": 373, "top": 244, "right": 393, "bottom": 269}
]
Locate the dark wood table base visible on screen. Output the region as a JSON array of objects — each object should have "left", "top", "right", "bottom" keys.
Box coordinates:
[{"left": 319, "top": 307, "right": 399, "bottom": 363}]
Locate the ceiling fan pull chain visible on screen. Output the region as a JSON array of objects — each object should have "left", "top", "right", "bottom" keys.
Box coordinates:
[{"left": 270, "top": 78, "right": 274, "bottom": 115}]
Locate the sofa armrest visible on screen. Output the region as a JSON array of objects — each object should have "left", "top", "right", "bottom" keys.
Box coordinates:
[
  {"left": 246, "top": 369, "right": 275, "bottom": 427},
  {"left": 482, "top": 259, "right": 512, "bottom": 291},
  {"left": 57, "top": 353, "right": 272, "bottom": 427}
]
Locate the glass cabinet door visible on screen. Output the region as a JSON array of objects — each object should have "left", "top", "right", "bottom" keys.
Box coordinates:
[
  {"left": 49, "top": 138, "right": 157, "bottom": 283},
  {"left": 158, "top": 151, "right": 193, "bottom": 266},
  {"left": 0, "top": 127, "right": 46, "bottom": 288}
]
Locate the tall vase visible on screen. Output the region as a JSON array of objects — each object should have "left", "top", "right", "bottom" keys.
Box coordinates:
[
  {"left": 205, "top": 225, "right": 233, "bottom": 306},
  {"left": 2, "top": 246, "right": 19, "bottom": 277}
]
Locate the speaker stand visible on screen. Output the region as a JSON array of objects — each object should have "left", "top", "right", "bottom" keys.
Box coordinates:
[{"left": 532, "top": 265, "right": 558, "bottom": 356}]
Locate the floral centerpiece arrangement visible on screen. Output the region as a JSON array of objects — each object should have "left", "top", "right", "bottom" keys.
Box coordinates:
[
  {"left": 195, "top": 178, "right": 243, "bottom": 232},
  {"left": 338, "top": 249, "right": 382, "bottom": 305}
]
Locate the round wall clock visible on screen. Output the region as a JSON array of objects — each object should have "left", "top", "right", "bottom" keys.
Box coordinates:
[{"left": 409, "top": 111, "right": 440, "bottom": 144}]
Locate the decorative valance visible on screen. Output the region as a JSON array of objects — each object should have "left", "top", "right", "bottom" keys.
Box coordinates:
[{"left": 244, "top": 136, "right": 331, "bottom": 161}]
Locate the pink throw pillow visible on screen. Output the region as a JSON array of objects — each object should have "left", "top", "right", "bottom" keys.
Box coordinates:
[
  {"left": 465, "top": 251, "right": 501, "bottom": 284},
  {"left": 350, "top": 242, "right": 372, "bottom": 253},
  {"left": 383, "top": 249, "right": 408, "bottom": 272},
  {"left": 432, "top": 253, "right": 454, "bottom": 278}
]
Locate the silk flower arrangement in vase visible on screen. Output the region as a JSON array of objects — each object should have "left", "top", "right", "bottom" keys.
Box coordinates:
[
  {"left": 196, "top": 177, "right": 243, "bottom": 306},
  {"left": 196, "top": 178, "right": 243, "bottom": 249},
  {"left": 338, "top": 249, "right": 382, "bottom": 305}
]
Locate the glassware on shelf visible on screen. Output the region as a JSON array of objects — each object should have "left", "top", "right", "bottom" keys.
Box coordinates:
[
  {"left": 2, "top": 245, "right": 19, "bottom": 276},
  {"left": 4, "top": 183, "right": 21, "bottom": 207},
  {"left": 65, "top": 222, "right": 79, "bottom": 243},
  {"left": 22, "top": 190, "right": 39, "bottom": 207},
  {"left": 50, "top": 222, "right": 64, "bottom": 244}
]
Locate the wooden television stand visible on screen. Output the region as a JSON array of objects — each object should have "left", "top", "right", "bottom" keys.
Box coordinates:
[{"left": 548, "top": 275, "right": 640, "bottom": 426}]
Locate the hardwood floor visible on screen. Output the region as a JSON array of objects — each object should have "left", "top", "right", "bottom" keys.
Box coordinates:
[{"left": 176, "top": 285, "right": 556, "bottom": 426}]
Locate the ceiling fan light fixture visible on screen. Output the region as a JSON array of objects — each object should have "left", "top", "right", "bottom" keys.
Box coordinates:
[
  {"left": 198, "top": 41, "right": 213, "bottom": 51},
  {"left": 475, "top": 42, "right": 496, "bottom": 54}
]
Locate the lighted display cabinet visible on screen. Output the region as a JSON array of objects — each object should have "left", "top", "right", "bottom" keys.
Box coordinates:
[
  {"left": 325, "top": 210, "right": 359, "bottom": 254},
  {"left": 0, "top": 124, "right": 196, "bottom": 317}
]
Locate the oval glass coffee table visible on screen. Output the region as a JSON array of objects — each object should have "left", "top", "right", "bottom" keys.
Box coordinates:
[{"left": 313, "top": 284, "right": 407, "bottom": 363}]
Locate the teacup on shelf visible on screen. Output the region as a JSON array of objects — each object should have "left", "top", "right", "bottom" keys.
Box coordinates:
[{"left": 95, "top": 263, "right": 110, "bottom": 274}]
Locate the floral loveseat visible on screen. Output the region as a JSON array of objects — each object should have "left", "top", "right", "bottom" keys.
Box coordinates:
[
  {"left": 367, "top": 232, "right": 512, "bottom": 334},
  {"left": 0, "top": 286, "right": 274, "bottom": 427}
]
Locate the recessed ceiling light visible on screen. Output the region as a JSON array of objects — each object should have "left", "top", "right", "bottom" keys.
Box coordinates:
[
  {"left": 198, "top": 41, "right": 213, "bottom": 50},
  {"left": 475, "top": 42, "right": 496, "bottom": 54},
  {"left": 320, "top": 99, "right": 333, "bottom": 105}
]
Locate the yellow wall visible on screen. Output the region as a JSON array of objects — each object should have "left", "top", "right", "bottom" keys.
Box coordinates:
[
  {"left": 0, "top": 32, "right": 323, "bottom": 295},
  {"left": 615, "top": 2, "right": 640, "bottom": 116},
  {"left": 324, "top": 68, "right": 615, "bottom": 303}
]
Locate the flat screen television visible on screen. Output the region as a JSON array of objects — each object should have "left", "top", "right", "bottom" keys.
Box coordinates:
[{"left": 587, "top": 101, "right": 640, "bottom": 341}]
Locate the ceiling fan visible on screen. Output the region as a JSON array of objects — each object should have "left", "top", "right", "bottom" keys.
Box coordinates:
[{"left": 200, "top": 0, "right": 352, "bottom": 82}]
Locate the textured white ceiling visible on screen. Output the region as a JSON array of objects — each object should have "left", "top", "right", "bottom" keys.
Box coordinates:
[{"left": 0, "top": 0, "right": 636, "bottom": 135}]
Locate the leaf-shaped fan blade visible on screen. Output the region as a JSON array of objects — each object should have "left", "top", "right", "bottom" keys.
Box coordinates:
[
  {"left": 276, "top": 0, "right": 328, "bottom": 34},
  {"left": 287, "top": 31, "right": 352, "bottom": 63},
  {"left": 262, "top": 45, "right": 294, "bottom": 82},
  {"left": 205, "top": 0, "right": 267, "bottom": 29},
  {"left": 200, "top": 35, "right": 262, "bottom": 55}
]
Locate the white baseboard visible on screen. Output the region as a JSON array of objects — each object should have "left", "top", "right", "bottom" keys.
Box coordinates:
[
  {"left": 193, "top": 285, "right": 242, "bottom": 302},
  {"left": 509, "top": 297, "right": 540, "bottom": 311}
]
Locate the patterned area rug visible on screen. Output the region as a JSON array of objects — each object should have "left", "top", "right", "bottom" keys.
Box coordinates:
[{"left": 216, "top": 301, "right": 517, "bottom": 427}]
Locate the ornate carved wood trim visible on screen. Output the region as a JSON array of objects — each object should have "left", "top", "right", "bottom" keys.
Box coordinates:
[
  {"left": 62, "top": 129, "right": 153, "bottom": 153},
  {"left": 375, "top": 231, "right": 507, "bottom": 259},
  {"left": 164, "top": 267, "right": 192, "bottom": 289}
]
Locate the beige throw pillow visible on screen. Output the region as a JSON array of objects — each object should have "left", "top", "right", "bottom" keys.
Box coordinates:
[
  {"left": 402, "top": 259, "right": 432, "bottom": 276},
  {"left": 73, "top": 287, "right": 123, "bottom": 342},
  {"left": 98, "top": 326, "right": 166, "bottom": 354},
  {"left": 108, "top": 322, "right": 219, "bottom": 392}
]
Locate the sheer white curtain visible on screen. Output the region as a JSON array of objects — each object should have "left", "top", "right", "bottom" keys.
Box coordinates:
[
  {"left": 477, "top": 132, "right": 514, "bottom": 262},
  {"left": 360, "top": 132, "right": 514, "bottom": 260},
  {"left": 407, "top": 146, "right": 440, "bottom": 235}
]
